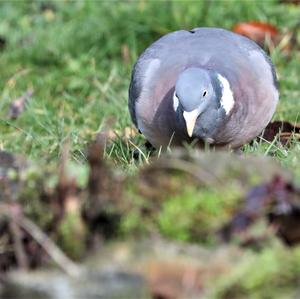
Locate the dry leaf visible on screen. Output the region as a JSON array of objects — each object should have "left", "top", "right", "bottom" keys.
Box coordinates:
[
  {"left": 9, "top": 89, "right": 33, "bottom": 120},
  {"left": 146, "top": 261, "right": 203, "bottom": 299},
  {"left": 260, "top": 120, "right": 300, "bottom": 145},
  {"left": 233, "top": 21, "right": 278, "bottom": 45},
  {"left": 280, "top": 0, "right": 300, "bottom": 4},
  {"left": 232, "top": 21, "right": 296, "bottom": 53},
  {"left": 221, "top": 176, "right": 300, "bottom": 246}
]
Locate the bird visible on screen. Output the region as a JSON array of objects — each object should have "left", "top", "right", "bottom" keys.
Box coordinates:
[{"left": 128, "top": 27, "right": 279, "bottom": 149}]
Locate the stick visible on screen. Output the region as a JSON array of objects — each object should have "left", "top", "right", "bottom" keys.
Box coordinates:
[
  {"left": 18, "top": 217, "right": 83, "bottom": 278},
  {"left": 0, "top": 204, "right": 82, "bottom": 278},
  {"left": 9, "top": 219, "right": 29, "bottom": 270}
]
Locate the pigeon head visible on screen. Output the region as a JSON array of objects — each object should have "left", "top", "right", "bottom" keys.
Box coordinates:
[{"left": 173, "top": 67, "right": 234, "bottom": 141}]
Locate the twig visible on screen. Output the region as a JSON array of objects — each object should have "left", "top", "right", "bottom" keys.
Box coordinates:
[
  {"left": 4, "top": 179, "right": 29, "bottom": 270},
  {"left": 17, "top": 217, "right": 83, "bottom": 278},
  {"left": 0, "top": 204, "right": 82, "bottom": 278},
  {"left": 9, "top": 219, "right": 29, "bottom": 270}
]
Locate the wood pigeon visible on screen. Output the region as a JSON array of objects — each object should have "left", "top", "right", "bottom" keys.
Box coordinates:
[{"left": 128, "top": 27, "right": 279, "bottom": 149}]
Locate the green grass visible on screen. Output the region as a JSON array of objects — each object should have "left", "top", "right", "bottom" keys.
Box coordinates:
[{"left": 0, "top": 0, "right": 299, "bottom": 179}]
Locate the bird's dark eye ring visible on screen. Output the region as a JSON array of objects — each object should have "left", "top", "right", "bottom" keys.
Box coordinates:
[{"left": 203, "top": 91, "right": 207, "bottom": 97}]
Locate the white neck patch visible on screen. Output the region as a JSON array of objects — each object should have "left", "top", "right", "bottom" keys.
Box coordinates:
[
  {"left": 173, "top": 91, "right": 179, "bottom": 111},
  {"left": 217, "top": 74, "right": 235, "bottom": 115}
]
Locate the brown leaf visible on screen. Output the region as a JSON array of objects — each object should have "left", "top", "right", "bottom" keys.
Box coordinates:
[
  {"left": 8, "top": 89, "right": 33, "bottom": 120},
  {"left": 233, "top": 21, "right": 278, "bottom": 45},
  {"left": 260, "top": 120, "right": 300, "bottom": 145},
  {"left": 146, "top": 261, "right": 203, "bottom": 299},
  {"left": 233, "top": 21, "right": 297, "bottom": 54},
  {"left": 221, "top": 176, "right": 300, "bottom": 246},
  {"left": 280, "top": 0, "right": 300, "bottom": 4}
]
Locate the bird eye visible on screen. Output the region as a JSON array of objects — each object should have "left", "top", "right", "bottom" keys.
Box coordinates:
[{"left": 203, "top": 91, "right": 207, "bottom": 97}]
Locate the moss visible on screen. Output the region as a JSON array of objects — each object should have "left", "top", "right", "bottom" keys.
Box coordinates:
[
  {"left": 158, "top": 186, "right": 242, "bottom": 243},
  {"left": 18, "top": 165, "right": 55, "bottom": 229},
  {"left": 120, "top": 190, "right": 157, "bottom": 236},
  {"left": 121, "top": 182, "right": 242, "bottom": 244},
  {"left": 17, "top": 162, "right": 88, "bottom": 259},
  {"left": 209, "top": 242, "right": 300, "bottom": 299},
  {"left": 56, "top": 208, "right": 87, "bottom": 260}
]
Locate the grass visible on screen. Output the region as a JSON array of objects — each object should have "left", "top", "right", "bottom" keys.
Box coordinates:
[{"left": 0, "top": 0, "right": 299, "bottom": 180}]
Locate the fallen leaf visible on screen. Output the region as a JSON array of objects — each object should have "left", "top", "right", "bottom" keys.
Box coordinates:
[
  {"left": 8, "top": 89, "right": 33, "bottom": 120},
  {"left": 233, "top": 21, "right": 278, "bottom": 46},
  {"left": 221, "top": 176, "right": 300, "bottom": 246},
  {"left": 260, "top": 120, "right": 300, "bottom": 145},
  {"left": 280, "top": 0, "right": 300, "bottom": 4},
  {"left": 146, "top": 261, "right": 202, "bottom": 299},
  {"left": 232, "top": 21, "right": 296, "bottom": 54}
]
